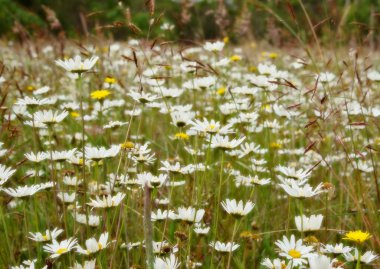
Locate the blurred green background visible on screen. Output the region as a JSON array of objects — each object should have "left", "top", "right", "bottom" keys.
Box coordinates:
[{"left": 0, "top": 0, "right": 379, "bottom": 46}]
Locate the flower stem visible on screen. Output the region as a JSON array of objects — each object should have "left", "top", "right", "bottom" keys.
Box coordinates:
[{"left": 143, "top": 185, "right": 154, "bottom": 269}]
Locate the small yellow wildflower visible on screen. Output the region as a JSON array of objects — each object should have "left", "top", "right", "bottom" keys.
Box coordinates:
[
  {"left": 249, "top": 66, "right": 257, "bottom": 73},
  {"left": 91, "top": 89, "right": 111, "bottom": 100},
  {"left": 26, "top": 85, "right": 35, "bottom": 91},
  {"left": 269, "top": 52, "right": 278, "bottom": 59},
  {"left": 343, "top": 230, "right": 371, "bottom": 244},
  {"left": 223, "top": 37, "right": 229, "bottom": 44},
  {"left": 270, "top": 142, "right": 282, "bottom": 149},
  {"left": 174, "top": 132, "right": 189, "bottom": 140},
  {"left": 217, "top": 87, "right": 226, "bottom": 95},
  {"left": 121, "top": 141, "right": 135, "bottom": 150},
  {"left": 230, "top": 55, "right": 242, "bottom": 62},
  {"left": 104, "top": 77, "right": 116, "bottom": 84},
  {"left": 70, "top": 111, "right": 80, "bottom": 118}
]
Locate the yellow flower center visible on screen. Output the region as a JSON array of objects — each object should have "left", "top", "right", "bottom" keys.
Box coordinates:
[
  {"left": 42, "top": 235, "right": 49, "bottom": 240},
  {"left": 56, "top": 248, "right": 67, "bottom": 254},
  {"left": 98, "top": 242, "right": 103, "bottom": 249},
  {"left": 288, "top": 249, "right": 301, "bottom": 259}
]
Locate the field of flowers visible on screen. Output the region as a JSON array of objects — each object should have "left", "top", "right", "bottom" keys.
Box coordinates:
[{"left": 0, "top": 39, "right": 380, "bottom": 269}]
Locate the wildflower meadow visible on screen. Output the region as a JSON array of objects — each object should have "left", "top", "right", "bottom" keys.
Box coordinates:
[{"left": 0, "top": 1, "right": 380, "bottom": 268}]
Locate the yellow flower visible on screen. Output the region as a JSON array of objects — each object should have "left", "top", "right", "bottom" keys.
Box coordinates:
[
  {"left": 174, "top": 132, "right": 189, "bottom": 140},
  {"left": 104, "top": 77, "right": 116, "bottom": 84},
  {"left": 91, "top": 89, "right": 111, "bottom": 100},
  {"left": 164, "top": 65, "right": 172, "bottom": 70},
  {"left": 230, "top": 55, "right": 242, "bottom": 62},
  {"left": 270, "top": 142, "right": 282, "bottom": 149},
  {"left": 26, "top": 85, "right": 35, "bottom": 91},
  {"left": 343, "top": 230, "right": 371, "bottom": 244},
  {"left": 70, "top": 111, "right": 80, "bottom": 118},
  {"left": 269, "top": 52, "right": 278, "bottom": 59},
  {"left": 217, "top": 87, "right": 226, "bottom": 95},
  {"left": 249, "top": 66, "right": 257, "bottom": 73},
  {"left": 223, "top": 37, "right": 229, "bottom": 44},
  {"left": 121, "top": 141, "right": 135, "bottom": 150}
]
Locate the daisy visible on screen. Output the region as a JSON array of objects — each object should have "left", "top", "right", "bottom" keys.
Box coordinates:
[
  {"left": 76, "top": 232, "right": 110, "bottom": 255},
  {"left": 10, "top": 259, "right": 37, "bottom": 269},
  {"left": 276, "top": 165, "right": 311, "bottom": 184},
  {"left": 85, "top": 145, "right": 121, "bottom": 160},
  {"left": 170, "top": 110, "right": 195, "bottom": 127},
  {"left": 24, "top": 152, "right": 49, "bottom": 163},
  {"left": 33, "top": 110, "right": 68, "bottom": 125},
  {"left": 71, "top": 259, "right": 96, "bottom": 269},
  {"left": 308, "top": 255, "right": 340, "bottom": 269},
  {"left": 43, "top": 237, "right": 78, "bottom": 259},
  {"left": 128, "top": 90, "right": 159, "bottom": 104},
  {"left": 174, "top": 207, "right": 205, "bottom": 223},
  {"left": 51, "top": 149, "right": 77, "bottom": 161},
  {"left": 87, "top": 192, "right": 125, "bottom": 208},
  {"left": 275, "top": 235, "right": 314, "bottom": 266},
  {"left": 189, "top": 118, "right": 234, "bottom": 135},
  {"left": 1, "top": 183, "right": 53, "bottom": 198},
  {"left": 55, "top": 55, "right": 98, "bottom": 74},
  {"left": 152, "top": 241, "right": 178, "bottom": 254},
  {"left": 279, "top": 182, "right": 324, "bottom": 198},
  {"left": 137, "top": 172, "right": 167, "bottom": 188},
  {"left": 321, "top": 243, "right": 352, "bottom": 254},
  {"left": 154, "top": 254, "right": 180, "bottom": 269},
  {"left": 210, "top": 135, "right": 246, "bottom": 150},
  {"left": 221, "top": 199, "right": 255, "bottom": 217},
  {"left": 57, "top": 192, "right": 76, "bottom": 203},
  {"left": 203, "top": 41, "right": 225, "bottom": 52},
  {"left": 73, "top": 213, "right": 101, "bottom": 227},
  {"left": 103, "top": 121, "right": 128, "bottom": 129},
  {"left": 0, "top": 164, "right": 16, "bottom": 185},
  {"left": 261, "top": 258, "right": 290, "bottom": 269},
  {"left": 209, "top": 241, "right": 240, "bottom": 253},
  {"left": 151, "top": 209, "right": 176, "bottom": 222},
  {"left": 29, "top": 227, "right": 63, "bottom": 242},
  {"left": 15, "top": 96, "right": 54, "bottom": 107},
  {"left": 344, "top": 248, "right": 379, "bottom": 264},
  {"left": 193, "top": 224, "right": 210, "bottom": 235},
  {"left": 294, "top": 214, "right": 323, "bottom": 232}
]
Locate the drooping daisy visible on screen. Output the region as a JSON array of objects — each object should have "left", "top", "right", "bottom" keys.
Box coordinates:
[
  {"left": 71, "top": 259, "right": 96, "bottom": 269},
  {"left": 221, "top": 199, "right": 255, "bottom": 217},
  {"left": 209, "top": 241, "right": 240, "bottom": 253},
  {"left": 137, "top": 172, "right": 168, "bottom": 188},
  {"left": 85, "top": 145, "right": 121, "bottom": 160},
  {"left": 0, "top": 164, "right": 16, "bottom": 186},
  {"left": 24, "top": 152, "right": 49, "bottom": 163},
  {"left": 344, "top": 248, "right": 379, "bottom": 264},
  {"left": 87, "top": 192, "right": 125, "bottom": 208},
  {"left": 210, "top": 135, "right": 246, "bottom": 150},
  {"left": 76, "top": 232, "right": 110, "bottom": 255},
  {"left": 33, "top": 110, "right": 69, "bottom": 125},
  {"left": 174, "top": 207, "right": 205, "bottom": 223},
  {"left": 279, "top": 181, "right": 324, "bottom": 198},
  {"left": 308, "top": 255, "right": 341, "bottom": 269},
  {"left": 261, "top": 258, "right": 290, "bottom": 269},
  {"left": 189, "top": 118, "right": 234, "bottom": 135},
  {"left": 321, "top": 243, "right": 352, "bottom": 254},
  {"left": 203, "top": 41, "right": 225, "bottom": 52},
  {"left": 294, "top": 214, "right": 323, "bottom": 232},
  {"left": 29, "top": 227, "right": 63, "bottom": 242},
  {"left": 153, "top": 254, "right": 180, "bottom": 269}
]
